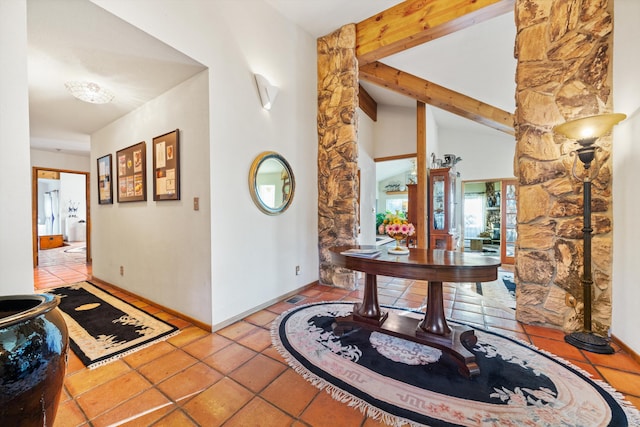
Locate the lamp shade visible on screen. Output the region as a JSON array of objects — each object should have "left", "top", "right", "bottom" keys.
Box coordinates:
[{"left": 554, "top": 113, "right": 626, "bottom": 141}]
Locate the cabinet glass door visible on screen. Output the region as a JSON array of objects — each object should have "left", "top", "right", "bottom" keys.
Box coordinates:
[
  {"left": 501, "top": 180, "right": 517, "bottom": 264},
  {"left": 432, "top": 175, "right": 445, "bottom": 231}
]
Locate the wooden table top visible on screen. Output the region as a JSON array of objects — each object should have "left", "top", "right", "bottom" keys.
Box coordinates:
[{"left": 330, "top": 245, "right": 501, "bottom": 283}]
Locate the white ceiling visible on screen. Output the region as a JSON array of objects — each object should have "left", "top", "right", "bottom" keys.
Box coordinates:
[
  {"left": 27, "top": 0, "right": 206, "bottom": 154},
  {"left": 27, "top": 0, "right": 516, "bottom": 156}
]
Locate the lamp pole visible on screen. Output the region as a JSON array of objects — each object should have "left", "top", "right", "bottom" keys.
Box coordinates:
[
  {"left": 563, "top": 140, "right": 614, "bottom": 354},
  {"left": 581, "top": 169, "right": 593, "bottom": 334}
]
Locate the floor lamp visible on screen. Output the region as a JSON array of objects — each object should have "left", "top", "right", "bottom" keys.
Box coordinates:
[{"left": 553, "top": 113, "right": 626, "bottom": 354}]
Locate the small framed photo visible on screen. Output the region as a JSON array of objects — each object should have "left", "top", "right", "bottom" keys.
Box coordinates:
[
  {"left": 97, "top": 154, "right": 113, "bottom": 205},
  {"left": 116, "top": 142, "right": 147, "bottom": 203},
  {"left": 153, "top": 129, "right": 180, "bottom": 201}
]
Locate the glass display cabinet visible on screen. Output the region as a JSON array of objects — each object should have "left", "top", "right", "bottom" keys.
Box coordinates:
[
  {"left": 429, "top": 167, "right": 457, "bottom": 250},
  {"left": 501, "top": 180, "right": 517, "bottom": 264}
]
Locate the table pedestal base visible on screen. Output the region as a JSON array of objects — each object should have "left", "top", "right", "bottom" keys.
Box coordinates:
[
  {"left": 333, "top": 312, "right": 479, "bottom": 378},
  {"left": 353, "top": 302, "right": 388, "bottom": 326},
  {"left": 330, "top": 246, "right": 499, "bottom": 379}
]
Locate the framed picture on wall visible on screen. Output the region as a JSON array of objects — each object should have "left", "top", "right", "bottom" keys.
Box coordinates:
[
  {"left": 152, "top": 129, "right": 180, "bottom": 201},
  {"left": 97, "top": 154, "right": 113, "bottom": 204},
  {"left": 116, "top": 141, "right": 147, "bottom": 203}
]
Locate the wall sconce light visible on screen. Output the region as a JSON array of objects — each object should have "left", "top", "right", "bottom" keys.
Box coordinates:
[
  {"left": 553, "top": 112, "right": 626, "bottom": 354},
  {"left": 254, "top": 74, "right": 279, "bottom": 110},
  {"left": 64, "top": 81, "right": 115, "bottom": 104}
]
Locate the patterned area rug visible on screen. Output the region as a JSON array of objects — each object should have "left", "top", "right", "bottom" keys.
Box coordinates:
[
  {"left": 47, "top": 281, "right": 179, "bottom": 369},
  {"left": 272, "top": 302, "right": 640, "bottom": 427}
]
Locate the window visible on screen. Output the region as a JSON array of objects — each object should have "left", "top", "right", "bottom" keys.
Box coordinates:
[
  {"left": 464, "top": 193, "right": 484, "bottom": 238},
  {"left": 386, "top": 198, "right": 407, "bottom": 214}
]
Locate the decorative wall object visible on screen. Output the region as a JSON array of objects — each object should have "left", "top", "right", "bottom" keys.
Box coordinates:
[
  {"left": 152, "top": 129, "right": 180, "bottom": 201},
  {"left": 116, "top": 142, "right": 146, "bottom": 203},
  {"left": 248, "top": 151, "right": 295, "bottom": 215},
  {"left": 97, "top": 154, "right": 113, "bottom": 205}
]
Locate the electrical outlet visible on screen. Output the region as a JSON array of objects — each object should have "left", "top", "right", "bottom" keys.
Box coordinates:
[
  {"left": 120, "top": 266, "right": 124, "bottom": 276},
  {"left": 295, "top": 265, "right": 301, "bottom": 275},
  {"left": 194, "top": 197, "right": 199, "bottom": 211}
]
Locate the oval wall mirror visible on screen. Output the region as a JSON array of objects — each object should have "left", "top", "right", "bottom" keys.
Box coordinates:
[{"left": 249, "top": 151, "right": 295, "bottom": 215}]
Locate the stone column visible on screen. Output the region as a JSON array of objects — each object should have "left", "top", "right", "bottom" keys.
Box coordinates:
[
  {"left": 514, "top": 0, "right": 614, "bottom": 334},
  {"left": 317, "top": 25, "right": 359, "bottom": 288}
]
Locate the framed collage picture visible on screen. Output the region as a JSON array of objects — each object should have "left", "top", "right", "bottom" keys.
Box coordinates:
[
  {"left": 152, "top": 129, "right": 180, "bottom": 201},
  {"left": 97, "top": 154, "right": 113, "bottom": 204},
  {"left": 116, "top": 142, "right": 147, "bottom": 203}
]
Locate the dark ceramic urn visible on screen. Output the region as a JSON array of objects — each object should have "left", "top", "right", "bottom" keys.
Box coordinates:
[{"left": 0, "top": 294, "right": 69, "bottom": 426}]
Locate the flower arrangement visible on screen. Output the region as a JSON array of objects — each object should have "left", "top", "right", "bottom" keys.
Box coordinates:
[
  {"left": 382, "top": 212, "right": 415, "bottom": 239},
  {"left": 381, "top": 212, "right": 415, "bottom": 254}
]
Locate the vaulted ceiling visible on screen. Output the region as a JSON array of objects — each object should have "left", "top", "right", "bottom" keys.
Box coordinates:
[
  {"left": 27, "top": 0, "right": 517, "bottom": 155},
  {"left": 268, "top": 0, "right": 517, "bottom": 135}
]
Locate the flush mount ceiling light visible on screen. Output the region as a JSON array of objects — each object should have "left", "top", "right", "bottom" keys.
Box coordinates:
[
  {"left": 64, "top": 81, "right": 115, "bottom": 104},
  {"left": 254, "top": 74, "right": 278, "bottom": 110}
]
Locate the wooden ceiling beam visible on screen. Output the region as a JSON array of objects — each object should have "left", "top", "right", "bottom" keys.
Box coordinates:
[
  {"left": 359, "top": 61, "right": 515, "bottom": 135},
  {"left": 356, "top": 0, "right": 515, "bottom": 66},
  {"left": 358, "top": 84, "right": 377, "bottom": 122}
]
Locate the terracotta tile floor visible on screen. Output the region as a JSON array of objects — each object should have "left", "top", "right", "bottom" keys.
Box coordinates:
[{"left": 34, "top": 250, "right": 640, "bottom": 426}]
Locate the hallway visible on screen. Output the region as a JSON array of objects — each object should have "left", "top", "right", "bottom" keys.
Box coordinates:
[{"left": 34, "top": 242, "right": 92, "bottom": 287}]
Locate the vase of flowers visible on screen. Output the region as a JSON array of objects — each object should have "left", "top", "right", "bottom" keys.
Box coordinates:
[{"left": 383, "top": 212, "right": 415, "bottom": 255}]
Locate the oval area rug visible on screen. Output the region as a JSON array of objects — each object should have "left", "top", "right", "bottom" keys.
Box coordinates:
[{"left": 271, "top": 302, "right": 640, "bottom": 427}]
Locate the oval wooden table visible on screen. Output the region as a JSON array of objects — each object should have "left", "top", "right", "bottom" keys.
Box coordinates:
[{"left": 330, "top": 245, "right": 501, "bottom": 378}]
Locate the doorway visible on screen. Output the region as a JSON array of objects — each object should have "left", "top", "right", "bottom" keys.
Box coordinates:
[
  {"left": 374, "top": 156, "right": 416, "bottom": 245},
  {"left": 462, "top": 178, "right": 516, "bottom": 265},
  {"left": 32, "top": 167, "right": 91, "bottom": 268}
]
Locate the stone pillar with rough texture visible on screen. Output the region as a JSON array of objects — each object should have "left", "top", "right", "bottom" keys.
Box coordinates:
[
  {"left": 514, "top": 0, "right": 614, "bottom": 335},
  {"left": 317, "top": 25, "right": 359, "bottom": 288}
]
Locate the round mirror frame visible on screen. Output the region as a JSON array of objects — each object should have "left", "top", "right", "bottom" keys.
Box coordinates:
[{"left": 249, "top": 151, "right": 295, "bottom": 215}]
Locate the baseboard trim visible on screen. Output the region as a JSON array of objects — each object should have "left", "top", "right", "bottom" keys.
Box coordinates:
[
  {"left": 89, "top": 276, "right": 212, "bottom": 332},
  {"left": 89, "top": 276, "right": 320, "bottom": 334},
  {"left": 210, "top": 280, "right": 320, "bottom": 332},
  {"left": 611, "top": 334, "right": 640, "bottom": 365}
]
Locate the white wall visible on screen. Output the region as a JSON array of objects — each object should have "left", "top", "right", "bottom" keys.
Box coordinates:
[
  {"left": 30, "top": 149, "right": 90, "bottom": 172},
  {"left": 373, "top": 105, "right": 439, "bottom": 162},
  {"left": 612, "top": 0, "right": 640, "bottom": 354},
  {"left": 94, "top": 0, "right": 318, "bottom": 328},
  {"left": 91, "top": 71, "right": 212, "bottom": 325},
  {"left": 426, "top": 106, "right": 440, "bottom": 164},
  {"left": 0, "top": 1, "right": 34, "bottom": 295},
  {"left": 358, "top": 109, "right": 377, "bottom": 245},
  {"left": 438, "top": 127, "right": 516, "bottom": 181},
  {"left": 374, "top": 105, "right": 417, "bottom": 158}
]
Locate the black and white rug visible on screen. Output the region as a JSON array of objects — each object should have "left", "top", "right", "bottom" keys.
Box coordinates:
[
  {"left": 47, "top": 281, "right": 179, "bottom": 369},
  {"left": 272, "top": 302, "right": 640, "bottom": 427}
]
